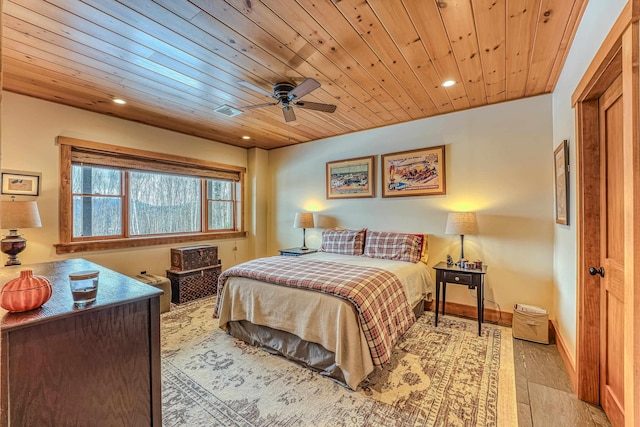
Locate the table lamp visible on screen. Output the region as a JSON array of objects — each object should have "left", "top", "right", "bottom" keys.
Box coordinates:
[
  {"left": 1, "top": 199, "right": 42, "bottom": 266},
  {"left": 293, "top": 212, "right": 314, "bottom": 250},
  {"left": 445, "top": 211, "right": 478, "bottom": 265}
]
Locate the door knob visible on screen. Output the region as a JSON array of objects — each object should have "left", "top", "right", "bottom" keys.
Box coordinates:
[{"left": 589, "top": 266, "right": 605, "bottom": 277}]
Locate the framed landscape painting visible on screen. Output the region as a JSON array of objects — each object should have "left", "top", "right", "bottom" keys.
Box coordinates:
[
  {"left": 326, "top": 156, "right": 375, "bottom": 199},
  {"left": 381, "top": 146, "right": 446, "bottom": 197}
]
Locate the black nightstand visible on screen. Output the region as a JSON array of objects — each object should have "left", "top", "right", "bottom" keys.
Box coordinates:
[
  {"left": 433, "top": 261, "right": 488, "bottom": 336},
  {"left": 278, "top": 247, "right": 318, "bottom": 256}
]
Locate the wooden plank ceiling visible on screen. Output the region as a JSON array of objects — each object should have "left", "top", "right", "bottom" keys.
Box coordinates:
[{"left": 2, "top": 0, "right": 587, "bottom": 150}]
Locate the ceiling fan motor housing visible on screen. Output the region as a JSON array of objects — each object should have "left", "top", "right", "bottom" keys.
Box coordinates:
[{"left": 274, "top": 82, "right": 296, "bottom": 104}]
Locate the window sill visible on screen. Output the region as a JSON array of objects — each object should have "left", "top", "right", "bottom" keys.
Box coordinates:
[{"left": 54, "top": 231, "right": 246, "bottom": 254}]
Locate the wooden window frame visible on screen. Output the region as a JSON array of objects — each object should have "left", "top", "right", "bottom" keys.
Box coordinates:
[{"left": 55, "top": 137, "right": 246, "bottom": 254}]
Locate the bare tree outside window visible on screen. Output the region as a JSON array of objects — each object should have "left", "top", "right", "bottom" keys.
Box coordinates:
[{"left": 129, "top": 171, "right": 200, "bottom": 235}]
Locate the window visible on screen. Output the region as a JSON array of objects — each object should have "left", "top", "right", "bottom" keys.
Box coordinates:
[
  {"left": 56, "top": 137, "right": 245, "bottom": 254},
  {"left": 72, "top": 165, "right": 123, "bottom": 238},
  {"left": 207, "top": 179, "right": 235, "bottom": 230}
]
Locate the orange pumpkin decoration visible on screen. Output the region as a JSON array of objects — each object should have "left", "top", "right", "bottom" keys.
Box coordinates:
[{"left": 1, "top": 269, "right": 52, "bottom": 312}]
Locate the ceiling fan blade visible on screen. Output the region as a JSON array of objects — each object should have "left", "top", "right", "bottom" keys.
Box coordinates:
[
  {"left": 294, "top": 101, "right": 337, "bottom": 113},
  {"left": 237, "top": 80, "right": 274, "bottom": 97},
  {"left": 282, "top": 105, "right": 296, "bottom": 122},
  {"left": 287, "top": 78, "right": 321, "bottom": 100}
]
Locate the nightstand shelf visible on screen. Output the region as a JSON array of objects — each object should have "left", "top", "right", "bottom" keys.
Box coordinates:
[{"left": 279, "top": 247, "right": 318, "bottom": 256}]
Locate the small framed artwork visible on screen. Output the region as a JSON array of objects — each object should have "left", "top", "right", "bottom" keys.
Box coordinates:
[
  {"left": 326, "top": 156, "right": 375, "bottom": 199},
  {"left": 381, "top": 145, "right": 446, "bottom": 197},
  {"left": 1, "top": 172, "right": 41, "bottom": 196},
  {"left": 554, "top": 140, "right": 569, "bottom": 225}
]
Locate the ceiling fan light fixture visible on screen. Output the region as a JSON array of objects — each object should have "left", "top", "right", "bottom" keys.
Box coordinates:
[
  {"left": 282, "top": 105, "right": 296, "bottom": 122},
  {"left": 113, "top": 98, "right": 127, "bottom": 104},
  {"left": 242, "top": 135, "right": 251, "bottom": 140},
  {"left": 442, "top": 80, "right": 456, "bottom": 87}
]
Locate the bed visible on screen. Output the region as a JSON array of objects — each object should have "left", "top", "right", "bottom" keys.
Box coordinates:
[{"left": 213, "top": 229, "right": 433, "bottom": 390}]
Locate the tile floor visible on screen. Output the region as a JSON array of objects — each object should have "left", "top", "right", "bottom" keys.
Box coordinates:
[{"left": 513, "top": 336, "right": 611, "bottom": 426}]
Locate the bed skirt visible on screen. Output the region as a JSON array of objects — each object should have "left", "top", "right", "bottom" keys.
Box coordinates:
[
  {"left": 225, "top": 299, "right": 426, "bottom": 389},
  {"left": 227, "top": 320, "right": 347, "bottom": 385}
]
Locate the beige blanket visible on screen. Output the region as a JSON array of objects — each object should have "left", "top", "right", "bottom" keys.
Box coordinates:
[{"left": 216, "top": 252, "right": 433, "bottom": 389}]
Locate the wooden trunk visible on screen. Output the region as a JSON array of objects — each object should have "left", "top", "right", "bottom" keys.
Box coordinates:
[
  {"left": 170, "top": 245, "right": 218, "bottom": 271},
  {"left": 166, "top": 264, "right": 221, "bottom": 303}
]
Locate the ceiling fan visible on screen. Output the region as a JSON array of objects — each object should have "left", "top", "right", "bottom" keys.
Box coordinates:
[{"left": 238, "top": 78, "right": 337, "bottom": 122}]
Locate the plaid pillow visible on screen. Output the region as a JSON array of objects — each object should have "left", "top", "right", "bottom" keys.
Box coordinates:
[
  {"left": 364, "top": 231, "right": 423, "bottom": 263},
  {"left": 418, "top": 234, "right": 429, "bottom": 263},
  {"left": 320, "top": 228, "right": 366, "bottom": 255}
]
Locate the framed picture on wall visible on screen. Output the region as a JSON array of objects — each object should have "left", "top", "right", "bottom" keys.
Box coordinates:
[
  {"left": 326, "top": 156, "right": 375, "bottom": 199},
  {"left": 554, "top": 140, "right": 569, "bottom": 225},
  {"left": 1, "top": 172, "right": 41, "bottom": 196},
  {"left": 381, "top": 145, "right": 446, "bottom": 197}
]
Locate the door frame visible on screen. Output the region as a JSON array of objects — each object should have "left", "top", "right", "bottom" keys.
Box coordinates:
[{"left": 572, "top": 2, "right": 640, "bottom": 425}]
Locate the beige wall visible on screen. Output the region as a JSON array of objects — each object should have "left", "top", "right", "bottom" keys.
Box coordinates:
[
  {"left": 551, "top": 0, "right": 627, "bottom": 363},
  {"left": 0, "top": 92, "right": 250, "bottom": 276},
  {"left": 268, "top": 95, "right": 555, "bottom": 314}
]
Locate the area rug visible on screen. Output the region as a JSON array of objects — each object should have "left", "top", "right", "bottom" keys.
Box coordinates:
[{"left": 161, "top": 297, "right": 517, "bottom": 426}]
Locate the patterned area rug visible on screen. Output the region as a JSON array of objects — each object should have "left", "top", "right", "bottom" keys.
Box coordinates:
[{"left": 161, "top": 297, "right": 517, "bottom": 426}]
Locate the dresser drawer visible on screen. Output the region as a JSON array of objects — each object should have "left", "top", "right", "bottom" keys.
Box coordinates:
[{"left": 443, "top": 271, "right": 473, "bottom": 285}]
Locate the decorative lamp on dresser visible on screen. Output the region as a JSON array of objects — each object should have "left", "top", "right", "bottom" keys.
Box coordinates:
[{"left": 0, "top": 258, "right": 162, "bottom": 426}]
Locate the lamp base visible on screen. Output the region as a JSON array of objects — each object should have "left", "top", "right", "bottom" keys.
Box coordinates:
[
  {"left": 300, "top": 228, "right": 308, "bottom": 251},
  {"left": 1, "top": 230, "right": 27, "bottom": 266},
  {"left": 457, "top": 234, "right": 465, "bottom": 266}
]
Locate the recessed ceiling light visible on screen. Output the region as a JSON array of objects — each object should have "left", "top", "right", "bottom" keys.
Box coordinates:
[
  {"left": 442, "top": 80, "right": 456, "bottom": 87},
  {"left": 113, "top": 98, "right": 127, "bottom": 104},
  {"left": 242, "top": 136, "right": 251, "bottom": 140}
]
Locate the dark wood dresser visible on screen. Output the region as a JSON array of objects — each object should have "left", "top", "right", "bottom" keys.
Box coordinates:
[{"left": 0, "top": 259, "right": 162, "bottom": 426}]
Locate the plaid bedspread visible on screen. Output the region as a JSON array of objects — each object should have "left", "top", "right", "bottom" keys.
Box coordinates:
[{"left": 213, "top": 256, "right": 416, "bottom": 366}]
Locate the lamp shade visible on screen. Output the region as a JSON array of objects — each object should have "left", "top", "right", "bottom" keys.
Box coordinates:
[
  {"left": 445, "top": 212, "right": 478, "bottom": 235},
  {"left": 293, "top": 212, "right": 314, "bottom": 229},
  {"left": 1, "top": 201, "right": 42, "bottom": 229}
]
